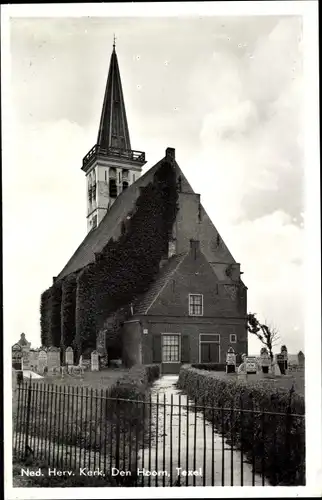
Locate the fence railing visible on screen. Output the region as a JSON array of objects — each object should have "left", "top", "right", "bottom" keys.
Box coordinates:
[{"left": 13, "top": 379, "right": 305, "bottom": 487}]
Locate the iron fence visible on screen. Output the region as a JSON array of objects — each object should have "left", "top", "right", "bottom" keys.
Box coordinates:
[{"left": 13, "top": 378, "right": 305, "bottom": 487}]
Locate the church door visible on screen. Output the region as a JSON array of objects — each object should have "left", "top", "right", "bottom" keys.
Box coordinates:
[{"left": 199, "top": 334, "right": 220, "bottom": 363}]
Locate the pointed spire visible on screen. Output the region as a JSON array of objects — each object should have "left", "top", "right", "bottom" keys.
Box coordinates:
[{"left": 97, "top": 43, "right": 131, "bottom": 152}]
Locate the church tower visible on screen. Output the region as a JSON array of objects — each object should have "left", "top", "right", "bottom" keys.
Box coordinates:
[{"left": 82, "top": 41, "right": 146, "bottom": 232}]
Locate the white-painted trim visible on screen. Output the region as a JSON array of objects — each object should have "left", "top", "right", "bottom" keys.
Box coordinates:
[
  {"left": 198, "top": 333, "right": 221, "bottom": 363},
  {"left": 188, "top": 293, "right": 204, "bottom": 316},
  {"left": 161, "top": 333, "right": 181, "bottom": 363},
  {"left": 144, "top": 254, "right": 187, "bottom": 314}
]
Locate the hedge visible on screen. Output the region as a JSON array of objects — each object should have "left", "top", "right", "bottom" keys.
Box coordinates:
[
  {"left": 177, "top": 366, "right": 305, "bottom": 486},
  {"left": 108, "top": 364, "right": 161, "bottom": 400}
]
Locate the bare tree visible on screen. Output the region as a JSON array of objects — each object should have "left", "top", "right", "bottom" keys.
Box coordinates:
[{"left": 247, "top": 313, "right": 281, "bottom": 361}]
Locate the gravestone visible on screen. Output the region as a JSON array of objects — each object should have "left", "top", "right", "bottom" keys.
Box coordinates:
[
  {"left": 12, "top": 344, "right": 23, "bottom": 371},
  {"left": 280, "top": 345, "right": 288, "bottom": 372},
  {"left": 29, "top": 349, "right": 39, "bottom": 372},
  {"left": 91, "top": 350, "right": 99, "bottom": 371},
  {"left": 226, "top": 347, "right": 236, "bottom": 373},
  {"left": 245, "top": 356, "right": 257, "bottom": 374},
  {"left": 47, "top": 346, "right": 60, "bottom": 373},
  {"left": 65, "top": 347, "right": 74, "bottom": 366},
  {"left": 260, "top": 347, "right": 270, "bottom": 374},
  {"left": 276, "top": 353, "right": 286, "bottom": 375},
  {"left": 37, "top": 349, "right": 47, "bottom": 375},
  {"left": 21, "top": 346, "right": 31, "bottom": 370},
  {"left": 298, "top": 350, "right": 305, "bottom": 368}
]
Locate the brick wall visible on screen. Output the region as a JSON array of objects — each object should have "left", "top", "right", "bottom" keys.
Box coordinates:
[
  {"left": 147, "top": 243, "right": 246, "bottom": 319},
  {"left": 140, "top": 317, "right": 247, "bottom": 366}
]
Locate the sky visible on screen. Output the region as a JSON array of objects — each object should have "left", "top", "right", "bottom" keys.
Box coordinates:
[{"left": 4, "top": 14, "right": 305, "bottom": 354}]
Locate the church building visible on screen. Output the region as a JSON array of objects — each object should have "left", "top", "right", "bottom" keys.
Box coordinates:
[{"left": 42, "top": 43, "right": 248, "bottom": 374}]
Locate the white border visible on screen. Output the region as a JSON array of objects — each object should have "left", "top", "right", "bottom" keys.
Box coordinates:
[{"left": 2, "top": 1, "right": 320, "bottom": 499}]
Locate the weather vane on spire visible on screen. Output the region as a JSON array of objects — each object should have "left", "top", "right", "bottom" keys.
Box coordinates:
[{"left": 113, "top": 34, "right": 117, "bottom": 50}]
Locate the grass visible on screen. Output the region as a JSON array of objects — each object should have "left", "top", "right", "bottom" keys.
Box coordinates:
[{"left": 33, "top": 367, "right": 129, "bottom": 389}]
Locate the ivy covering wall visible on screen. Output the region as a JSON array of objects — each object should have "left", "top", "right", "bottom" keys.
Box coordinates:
[
  {"left": 60, "top": 272, "right": 77, "bottom": 349},
  {"left": 40, "top": 289, "right": 52, "bottom": 346},
  {"left": 39, "top": 159, "right": 179, "bottom": 357}
]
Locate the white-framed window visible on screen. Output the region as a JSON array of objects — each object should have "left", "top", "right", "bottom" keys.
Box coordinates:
[
  {"left": 199, "top": 333, "right": 220, "bottom": 363},
  {"left": 161, "top": 333, "right": 181, "bottom": 363},
  {"left": 200, "top": 334, "right": 220, "bottom": 343},
  {"left": 189, "top": 294, "right": 203, "bottom": 316},
  {"left": 230, "top": 334, "right": 237, "bottom": 343}
]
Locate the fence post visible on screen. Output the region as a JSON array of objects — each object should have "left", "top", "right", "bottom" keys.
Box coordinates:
[{"left": 24, "top": 375, "right": 32, "bottom": 459}]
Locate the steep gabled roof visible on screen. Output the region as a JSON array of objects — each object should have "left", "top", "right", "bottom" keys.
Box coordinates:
[
  {"left": 134, "top": 253, "right": 187, "bottom": 315},
  {"left": 56, "top": 150, "right": 238, "bottom": 282}
]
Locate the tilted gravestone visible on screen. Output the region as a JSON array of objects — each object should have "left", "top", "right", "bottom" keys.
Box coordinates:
[
  {"left": 47, "top": 347, "right": 60, "bottom": 373},
  {"left": 65, "top": 346, "right": 74, "bottom": 366},
  {"left": 91, "top": 350, "right": 99, "bottom": 371},
  {"left": 37, "top": 349, "right": 48, "bottom": 375}
]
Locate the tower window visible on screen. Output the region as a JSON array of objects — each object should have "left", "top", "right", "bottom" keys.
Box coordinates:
[
  {"left": 122, "top": 181, "right": 129, "bottom": 191},
  {"left": 109, "top": 179, "right": 117, "bottom": 198},
  {"left": 105, "top": 171, "right": 107, "bottom": 182},
  {"left": 133, "top": 173, "right": 136, "bottom": 182},
  {"left": 92, "top": 215, "right": 97, "bottom": 229}
]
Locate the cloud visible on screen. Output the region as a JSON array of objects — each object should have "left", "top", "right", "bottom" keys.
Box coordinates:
[{"left": 182, "top": 17, "right": 304, "bottom": 353}]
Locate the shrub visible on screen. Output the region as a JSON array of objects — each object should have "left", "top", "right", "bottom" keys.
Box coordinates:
[
  {"left": 177, "top": 366, "right": 305, "bottom": 486},
  {"left": 108, "top": 364, "right": 160, "bottom": 400},
  {"left": 191, "top": 363, "right": 226, "bottom": 371}
]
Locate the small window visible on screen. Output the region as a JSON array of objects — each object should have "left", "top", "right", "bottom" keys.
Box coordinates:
[
  {"left": 105, "top": 170, "right": 107, "bottom": 182},
  {"left": 122, "top": 181, "right": 129, "bottom": 191},
  {"left": 230, "top": 334, "right": 237, "bottom": 343},
  {"left": 200, "top": 334, "right": 220, "bottom": 343},
  {"left": 91, "top": 215, "right": 97, "bottom": 229},
  {"left": 133, "top": 173, "right": 136, "bottom": 182},
  {"left": 162, "top": 334, "right": 181, "bottom": 362},
  {"left": 109, "top": 179, "right": 117, "bottom": 198},
  {"left": 189, "top": 294, "right": 203, "bottom": 316}
]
